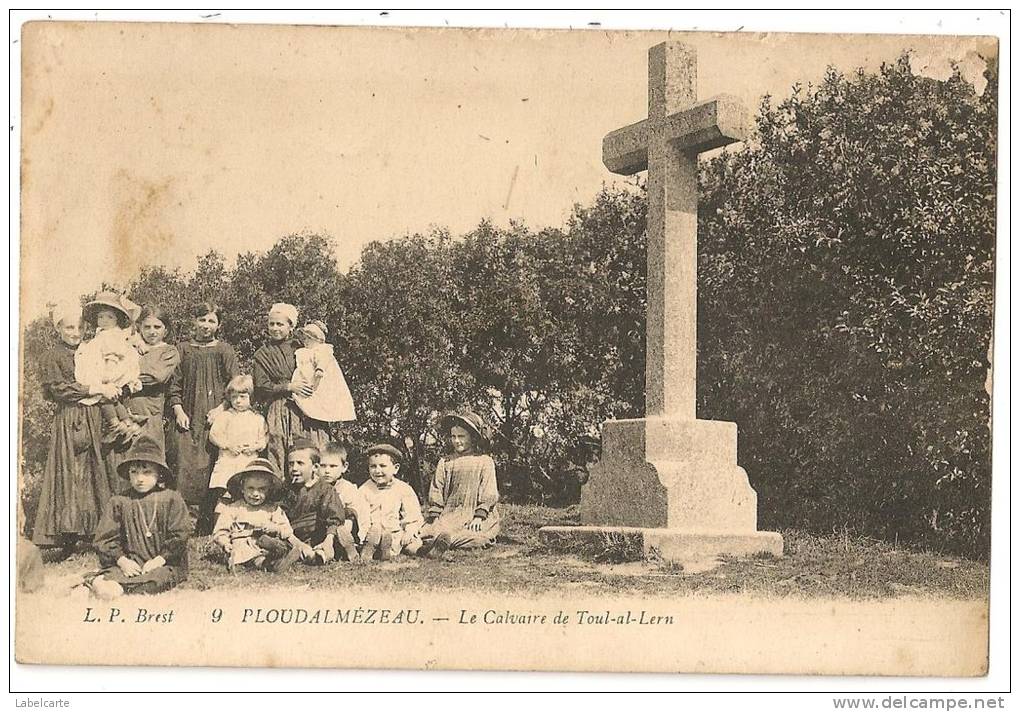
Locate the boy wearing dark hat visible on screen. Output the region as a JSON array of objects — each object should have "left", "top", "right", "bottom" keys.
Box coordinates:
[
  {"left": 359, "top": 443, "right": 424, "bottom": 560},
  {"left": 212, "top": 458, "right": 302, "bottom": 572},
  {"left": 89, "top": 436, "right": 192, "bottom": 599},
  {"left": 280, "top": 439, "right": 347, "bottom": 565}
]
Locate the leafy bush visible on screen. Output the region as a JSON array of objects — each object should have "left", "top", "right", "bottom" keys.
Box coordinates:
[{"left": 698, "top": 54, "right": 995, "bottom": 557}]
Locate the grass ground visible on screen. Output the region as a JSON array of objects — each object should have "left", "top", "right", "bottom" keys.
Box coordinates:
[{"left": 43, "top": 504, "right": 989, "bottom": 600}]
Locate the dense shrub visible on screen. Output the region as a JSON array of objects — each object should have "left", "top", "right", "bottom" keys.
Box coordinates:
[{"left": 698, "top": 54, "right": 995, "bottom": 556}]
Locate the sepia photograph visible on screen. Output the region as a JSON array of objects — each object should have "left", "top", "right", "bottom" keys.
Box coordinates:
[{"left": 11, "top": 10, "right": 1004, "bottom": 689}]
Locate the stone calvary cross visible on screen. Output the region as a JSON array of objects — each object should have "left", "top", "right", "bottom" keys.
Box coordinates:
[{"left": 541, "top": 42, "right": 782, "bottom": 562}]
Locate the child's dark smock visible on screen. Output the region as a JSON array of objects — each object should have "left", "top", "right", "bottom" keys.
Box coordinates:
[
  {"left": 92, "top": 488, "right": 192, "bottom": 595},
  {"left": 168, "top": 340, "right": 239, "bottom": 504},
  {"left": 281, "top": 478, "right": 345, "bottom": 547}
]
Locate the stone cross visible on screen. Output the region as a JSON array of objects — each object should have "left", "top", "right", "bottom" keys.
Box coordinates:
[
  {"left": 539, "top": 41, "right": 782, "bottom": 562},
  {"left": 603, "top": 42, "right": 748, "bottom": 419}
]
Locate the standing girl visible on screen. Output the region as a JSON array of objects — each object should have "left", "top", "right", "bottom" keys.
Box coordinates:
[
  {"left": 207, "top": 375, "right": 268, "bottom": 507},
  {"left": 252, "top": 303, "right": 330, "bottom": 477},
  {"left": 168, "top": 302, "right": 239, "bottom": 533},
  {"left": 421, "top": 410, "right": 501, "bottom": 558},
  {"left": 31, "top": 303, "right": 120, "bottom": 555},
  {"left": 125, "top": 305, "right": 181, "bottom": 452}
]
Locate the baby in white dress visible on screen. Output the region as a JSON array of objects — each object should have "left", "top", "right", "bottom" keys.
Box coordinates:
[{"left": 292, "top": 320, "right": 357, "bottom": 424}]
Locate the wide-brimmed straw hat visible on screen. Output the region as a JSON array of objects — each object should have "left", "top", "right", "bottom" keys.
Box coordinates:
[
  {"left": 439, "top": 410, "right": 490, "bottom": 451},
  {"left": 225, "top": 458, "right": 285, "bottom": 501},
  {"left": 116, "top": 435, "right": 171, "bottom": 481},
  {"left": 84, "top": 292, "right": 141, "bottom": 327}
]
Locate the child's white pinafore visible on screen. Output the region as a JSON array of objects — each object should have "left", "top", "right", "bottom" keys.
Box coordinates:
[
  {"left": 208, "top": 409, "right": 268, "bottom": 490},
  {"left": 292, "top": 343, "right": 357, "bottom": 423}
]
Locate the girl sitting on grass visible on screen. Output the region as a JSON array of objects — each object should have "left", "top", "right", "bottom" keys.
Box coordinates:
[{"left": 420, "top": 410, "right": 500, "bottom": 559}]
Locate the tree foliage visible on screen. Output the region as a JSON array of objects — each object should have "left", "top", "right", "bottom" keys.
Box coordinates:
[{"left": 698, "top": 54, "right": 995, "bottom": 556}]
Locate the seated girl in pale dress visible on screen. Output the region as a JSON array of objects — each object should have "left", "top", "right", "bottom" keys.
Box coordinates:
[
  {"left": 212, "top": 459, "right": 302, "bottom": 573},
  {"left": 420, "top": 410, "right": 501, "bottom": 559},
  {"left": 208, "top": 375, "right": 268, "bottom": 511},
  {"left": 291, "top": 320, "right": 357, "bottom": 424}
]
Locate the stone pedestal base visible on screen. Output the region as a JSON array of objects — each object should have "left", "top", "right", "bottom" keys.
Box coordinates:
[
  {"left": 539, "top": 525, "right": 783, "bottom": 563},
  {"left": 544, "top": 415, "right": 783, "bottom": 564}
]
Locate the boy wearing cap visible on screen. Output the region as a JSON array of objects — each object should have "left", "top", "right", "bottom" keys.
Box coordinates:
[
  {"left": 359, "top": 443, "right": 424, "bottom": 560},
  {"left": 213, "top": 458, "right": 303, "bottom": 572},
  {"left": 89, "top": 436, "right": 193, "bottom": 599},
  {"left": 280, "top": 439, "right": 347, "bottom": 564}
]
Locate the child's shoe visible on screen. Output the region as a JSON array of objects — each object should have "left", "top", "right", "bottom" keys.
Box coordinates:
[
  {"left": 360, "top": 540, "right": 378, "bottom": 562},
  {"left": 270, "top": 546, "right": 303, "bottom": 573},
  {"left": 101, "top": 420, "right": 130, "bottom": 445},
  {"left": 425, "top": 533, "right": 452, "bottom": 560},
  {"left": 342, "top": 543, "right": 361, "bottom": 564},
  {"left": 378, "top": 532, "right": 394, "bottom": 561}
]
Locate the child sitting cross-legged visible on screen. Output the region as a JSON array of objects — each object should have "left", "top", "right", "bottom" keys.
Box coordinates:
[
  {"left": 420, "top": 410, "right": 501, "bottom": 559},
  {"left": 279, "top": 439, "right": 347, "bottom": 565},
  {"left": 316, "top": 441, "right": 373, "bottom": 564},
  {"left": 89, "top": 435, "right": 192, "bottom": 599},
  {"left": 212, "top": 459, "right": 302, "bottom": 573},
  {"left": 359, "top": 443, "right": 424, "bottom": 561}
]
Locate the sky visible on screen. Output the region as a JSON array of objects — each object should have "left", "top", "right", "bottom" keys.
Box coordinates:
[{"left": 18, "top": 17, "right": 994, "bottom": 319}]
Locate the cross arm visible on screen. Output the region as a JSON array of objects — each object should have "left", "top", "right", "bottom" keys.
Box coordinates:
[{"left": 602, "top": 94, "right": 750, "bottom": 175}]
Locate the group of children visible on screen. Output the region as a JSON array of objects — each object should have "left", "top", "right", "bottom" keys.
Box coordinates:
[
  {"left": 30, "top": 292, "right": 502, "bottom": 600},
  {"left": 211, "top": 439, "right": 426, "bottom": 573},
  {"left": 86, "top": 411, "right": 501, "bottom": 599}
]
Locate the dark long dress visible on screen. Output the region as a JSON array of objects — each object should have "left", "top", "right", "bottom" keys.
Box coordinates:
[
  {"left": 105, "top": 343, "right": 183, "bottom": 478},
  {"left": 32, "top": 342, "right": 119, "bottom": 547},
  {"left": 252, "top": 338, "right": 330, "bottom": 477},
  {"left": 92, "top": 487, "right": 191, "bottom": 594},
  {"left": 168, "top": 340, "right": 239, "bottom": 504},
  {"left": 127, "top": 343, "right": 180, "bottom": 451}
]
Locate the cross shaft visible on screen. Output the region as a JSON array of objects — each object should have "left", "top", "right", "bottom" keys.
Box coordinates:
[{"left": 602, "top": 42, "right": 748, "bottom": 419}]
